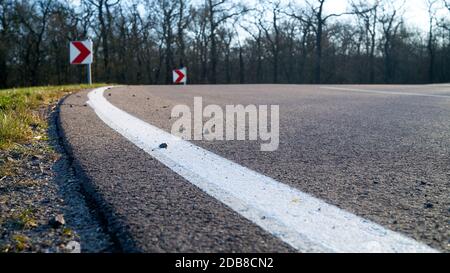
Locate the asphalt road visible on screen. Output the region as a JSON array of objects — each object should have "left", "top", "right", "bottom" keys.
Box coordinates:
[{"left": 59, "top": 84, "right": 450, "bottom": 252}]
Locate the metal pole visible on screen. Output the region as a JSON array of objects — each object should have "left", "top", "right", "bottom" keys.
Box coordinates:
[{"left": 87, "top": 63, "right": 92, "bottom": 85}]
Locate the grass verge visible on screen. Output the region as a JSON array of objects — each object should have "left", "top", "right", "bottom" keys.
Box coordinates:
[
  {"left": 0, "top": 84, "right": 108, "bottom": 252},
  {"left": 0, "top": 84, "right": 106, "bottom": 151}
]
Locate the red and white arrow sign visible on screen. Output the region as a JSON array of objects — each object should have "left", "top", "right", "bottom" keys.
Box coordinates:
[
  {"left": 70, "top": 40, "right": 93, "bottom": 65},
  {"left": 173, "top": 67, "right": 187, "bottom": 84}
]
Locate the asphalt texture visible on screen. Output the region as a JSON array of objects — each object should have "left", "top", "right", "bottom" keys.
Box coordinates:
[
  {"left": 59, "top": 90, "right": 294, "bottom": 253},
  {"left": 60, "top": 85, "right": 450, "bottom": 252}
]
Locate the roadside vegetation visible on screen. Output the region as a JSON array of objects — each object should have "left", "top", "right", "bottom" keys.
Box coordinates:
[
  {"left": 1, "top": 84, "right": 105, "bottom": 178},
  {"left": 0, "top": 84, "right": 106, "bottom": 252},
  {"left": 0, "top": 84, "right": 104, "bottom": 151}
]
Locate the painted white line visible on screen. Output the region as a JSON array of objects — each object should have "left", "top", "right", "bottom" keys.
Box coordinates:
[
  {"left": 321, "top": 86, "right": 450, "bottom": 99},
  {"left": 87, "top": 86, "right": 438, "bottom": 253},
  {"left": 426, "top": 83, "right": 450, "bottom": 87}
]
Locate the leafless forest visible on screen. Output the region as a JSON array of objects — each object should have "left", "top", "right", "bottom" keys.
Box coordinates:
[{"left": 1, "top": 0, "right": 450, "bottom": 88}]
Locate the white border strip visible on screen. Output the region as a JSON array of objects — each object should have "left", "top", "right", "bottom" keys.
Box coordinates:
[
  {"left": 321, "top": 86, "right": 450, "bottom": 99},
  {"left": 87, "top": 86, "right": 438, "bottom": 253}
]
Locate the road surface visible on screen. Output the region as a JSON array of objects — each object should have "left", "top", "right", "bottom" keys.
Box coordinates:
[{"left": 58, "top": 84, "right": 450, "bottom": 252}]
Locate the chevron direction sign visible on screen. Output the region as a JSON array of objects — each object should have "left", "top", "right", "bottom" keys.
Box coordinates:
[
  {"left": 173, "top": 67, "right": 187, "bottom": 84},
  {"left": 70, "top": 40, "right": 93, "bottom": 65}
]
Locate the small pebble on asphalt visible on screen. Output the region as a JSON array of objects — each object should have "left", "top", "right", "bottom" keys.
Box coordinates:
[
  {"left": 49, "top": 214, "right": 66, "bottom": 228},
  {"left": 159, "top": 143, "right": 168, "bottom": 149}
]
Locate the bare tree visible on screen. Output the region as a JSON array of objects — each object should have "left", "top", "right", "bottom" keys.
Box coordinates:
[
  {"left": 85, "top": 0, "right": 119, "bottom": 81},
  {"left": 259, "top": 0, "right": 282, "bottom": 83},
  {"left": 286, "top": 0, "right": 365, "bottom": 83},
  {"left": 0, "top": 0, "right": 15, "bottom": 88},
  {"left": 176, "top": 0, "right": 189, "bottom": 67},
  {"left": 427, "top": 0, "right": 438, "bottom": 83},
  {"left": 205, "top": 0, "right": 247, "bottom": 84},
  {"left": 234, "top": 29, "right": 245, "bottom": 84},
  {"left": 1, "top": 0, "right": 450, "bottom": 87},
  {"left": 441, "top": 1, "right": 450, "bottom": 35},
  {"left": 240, "top": 19, "right": 264, "bottom": 83},
  {"left": 445, "top": 0, "right": 450, "bottom": 10},
  {"left": 189, "top": 6, "right": 209, "bottom": 83},
  {"left": 378, "top": 2, "right": 404, "bottom": 83},
  {"left": 352, "top": 0, "right": 379, "bottom": 83},
  {"left": 155, "top": 0, "right": 178, "bottom": 84},
  {"left": 16, "top": 0, "right": 54, "bottom": 85}
]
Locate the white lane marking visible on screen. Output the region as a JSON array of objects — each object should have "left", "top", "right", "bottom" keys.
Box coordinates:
[
  {"left": 321, "top": 86, "right": 450, "bottom": 99},
  {"left": 426, "top": 84, "right": 450, "bottom": 87},
  {"left": 87, "top": 86, "right": 438, "bottom": 253}
]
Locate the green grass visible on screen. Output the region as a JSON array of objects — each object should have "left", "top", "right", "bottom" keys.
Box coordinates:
[
  {"left": 0, "top": 84, "right": 106, "bottom": 149},
  {"left": 0, "top": 84, "right": 102, "bottom": 252}
]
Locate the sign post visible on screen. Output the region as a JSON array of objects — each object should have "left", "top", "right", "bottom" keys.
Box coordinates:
[
  {"left": 173, "top": 67, "right": 187, "bottom": 85},
  {"left": 87, "top": 62, "right": 92, "bottom": 85},
  {"left": 70, "top": 40, "right": 93, "bottom": 85}
]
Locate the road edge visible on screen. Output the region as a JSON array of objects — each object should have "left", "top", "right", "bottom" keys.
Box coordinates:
[{"left": 55, "top": 89, "right": 140, "bottom": 253}]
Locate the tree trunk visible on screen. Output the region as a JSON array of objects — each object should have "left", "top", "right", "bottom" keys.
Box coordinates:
[
  {"left": 315, "top": 23, "right": 322, "bottom": 84},
  {"left": 239, "top": 46, "right": 245, "bottom": 84}
]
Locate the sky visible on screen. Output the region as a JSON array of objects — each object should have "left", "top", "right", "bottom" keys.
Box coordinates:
[
  {"left": 323, "top": 0, "right": 432, "bottom": 30},
  {"left": 69, "top": 0, "right": 450, "bottom": 32}
]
